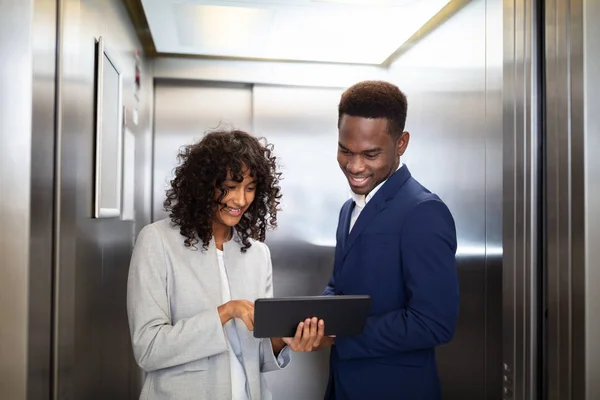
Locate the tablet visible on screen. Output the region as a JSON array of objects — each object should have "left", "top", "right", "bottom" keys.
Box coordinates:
[{"left": 253, "top": 295, "right": 371, "bottom": 338}]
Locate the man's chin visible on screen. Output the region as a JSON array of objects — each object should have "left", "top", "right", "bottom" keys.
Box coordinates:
[{"left": 349, "top": 184, "right": 372, "bottom": 196}]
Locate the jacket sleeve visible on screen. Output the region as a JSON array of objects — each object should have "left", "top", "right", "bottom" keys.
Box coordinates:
[
  {"left": 126, "top": 224, "right": 229, "bottom": 372},
  {"left": 334, "top": 199, "right": 460, "bottom": 360},
  {"left": 322, "top": 275, "right": 336, "bottom": 296},
  {"left": 259, "top": 243, "right": 292, "bottom": 372}
]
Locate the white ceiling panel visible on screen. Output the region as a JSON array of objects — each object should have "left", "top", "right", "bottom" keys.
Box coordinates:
[{"left": 140, "top": 0, "right": 451, "bottom": 64}]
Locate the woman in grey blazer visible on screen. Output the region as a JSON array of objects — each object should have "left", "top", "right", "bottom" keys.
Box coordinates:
[{"left": 127, "top": 130, "right": 324, "bottom": 400}]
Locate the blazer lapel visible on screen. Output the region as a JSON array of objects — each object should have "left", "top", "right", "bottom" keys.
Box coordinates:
[
  {"left": 342, "top": 197, "right": 385, "bottom": 260},
  {"left": 339, "top": 201, "right": 353, "bottom": 251},
  {"left": 341, "top": 166, "right": 412, "bottom": 260},
  {"left": 334, "top": 201, "right": 354, "bottom": 272}
]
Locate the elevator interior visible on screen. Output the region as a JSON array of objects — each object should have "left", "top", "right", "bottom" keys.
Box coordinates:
[{"left": 1, "top": 0, "right": 599, "bottom": 399}]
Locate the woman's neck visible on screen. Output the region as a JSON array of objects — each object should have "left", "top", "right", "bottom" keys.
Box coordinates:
[{"left": 212, "top": 223, "right": 232, "bottom": 250}]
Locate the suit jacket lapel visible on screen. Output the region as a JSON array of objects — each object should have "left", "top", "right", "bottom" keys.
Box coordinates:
[
  {"left": 334, "top": 201, "right": 354, "bottom": 271},
  {"left": 341, "top": 166, "right": 412, "bottom": 260},
  {"left": 339, "top": 201, "right": 353, "bottom": 251},
  {"left": 342, "top": 197, "right": 384, "bottom": 260}
]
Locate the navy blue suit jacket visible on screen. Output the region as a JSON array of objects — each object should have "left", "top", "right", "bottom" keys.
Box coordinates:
[{"left": 323, "top": 165, "right": 459, "bottom": 400}]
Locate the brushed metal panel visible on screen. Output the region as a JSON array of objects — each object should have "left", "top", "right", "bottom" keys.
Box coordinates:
[
  {"left": 544, "top": 1, "right": 600, "bottom": 398},
  {"left": 0, "top": 1, "right": 33, "bottom": 399},
  {"left": 152, "top": 80, "right": 253, "bottom": 222},
  {"left": 503, "top": 0, "right": 541, "bottom": 398},
  {"left": 55, "top": 0, "right": 153, "bottom": 398},
  {"left": 252, "top": 84, "right": 345, "bottom": 400},
  {"left": 153, "top": 56, "right": 388, "bottom": 89},
  {"left": 389, "top": 0, "right": 503, "bottom": 398},
  {"left": 568, "top": 0, "right": 586, "bottom": 397},
  {"left": 584, "top": 0, "right": 600, "bottom": 397},
  {"left": 29, "top": 0, "right": 58, "bottom": 399},
  {"left": 252, "top": 85, "right": 347, "bottom": 247},
  {"left": 484, "top": 0, "right": 504, "bottom": 397},
  {"left": 545, "top": 0, "right": 585, "bottom": 398}
]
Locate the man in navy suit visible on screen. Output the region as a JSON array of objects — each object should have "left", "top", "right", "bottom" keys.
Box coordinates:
[{"left": 315, "top": 80, "right": 459, "bottom": 399}]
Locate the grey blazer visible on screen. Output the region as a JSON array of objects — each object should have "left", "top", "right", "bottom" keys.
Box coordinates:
[{"left": 126, "top": 218, "right": 290, "bottom": 400}]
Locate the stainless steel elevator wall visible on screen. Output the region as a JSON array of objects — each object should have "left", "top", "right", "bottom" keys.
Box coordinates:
[
  {"left": 252, "top": 84, "right": 346, "bottom": 399},
  {"left": 389, "top": 0, "right": 503, "bottom": 397},
  {"left": 543, "top": 0, "right": 600, "bottom": 398},
  {"left": 152, "top": 81, "right": 253, "bottom": 222},
  {"left": 583, "top": 2, "right": 600, "bottom": 397},
  {"left": 52, "top": 0, "right": 154, "bottom": 398},
  {"left": 0, "top": 1, "right": 34, "bottom": 399}
]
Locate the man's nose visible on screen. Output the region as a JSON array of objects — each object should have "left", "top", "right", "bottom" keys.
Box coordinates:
[{"left": 346, "top": 156, "right": 366, "bottom": 174}]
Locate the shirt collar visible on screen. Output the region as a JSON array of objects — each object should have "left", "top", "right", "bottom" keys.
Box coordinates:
[{"left": 350, "top": 162, "right": 403, "bottom": 208}]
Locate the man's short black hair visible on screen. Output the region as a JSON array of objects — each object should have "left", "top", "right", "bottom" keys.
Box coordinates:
[{"left": 338, "top": 80, "right": 408, "bottom": 138}]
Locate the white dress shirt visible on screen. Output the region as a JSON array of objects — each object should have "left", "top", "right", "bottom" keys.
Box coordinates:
[
  {"left": 217, "top": 249, "right": 250, "bottom": 400},
  {"left": 349, "top": 162, "right": 403, "bottom": 233},
  {"left": 216, "top": 248, "right": 290, "bottom": 400}
]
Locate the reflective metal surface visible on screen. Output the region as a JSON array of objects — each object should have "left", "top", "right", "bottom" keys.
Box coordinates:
[
  {"left": 0, "top": 1, "right": 33, "bottom": 399},
  {"left": 584, "top": 1, "right": 600, "bottom": 397},
  {"left": 503, "top": 0, "right": 542, "bottom": 399},
  {"left": 54, "top": 0, "right": 153, "bottom": 398},
  {"left": 252, "top": 85, "right": 347, "bottom": 247},
  {"left": 252, "top": 84, "right": 347, "bottom": 399},
  {"left": 545, "top": 0, "right": 597, "bottom": 398},
  {"left": 389, "top": 0, "right": 503, "bottom": 397},
  {"left": 152, "top": 80, "right": 253, "bottom": 222},
  {"left": 153, "top": 56, "right": 388, "bottom": 89},
  {"left": 30, "top": 1, "right": 58, "bottom": 399}
]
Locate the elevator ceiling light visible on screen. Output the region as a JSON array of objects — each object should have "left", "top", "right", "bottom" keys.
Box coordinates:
[{"left": 140, "top": 0, "right": 451, "bottom": 64}]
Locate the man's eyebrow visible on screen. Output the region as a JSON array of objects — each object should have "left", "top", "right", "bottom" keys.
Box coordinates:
[{"left": 338, "top": 143, "right": 382, "bottom": 154}]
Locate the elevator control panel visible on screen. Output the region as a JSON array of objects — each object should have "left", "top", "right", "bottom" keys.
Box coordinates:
[{"left": 502, "top": 363, "right": 513, "bottom": 398}]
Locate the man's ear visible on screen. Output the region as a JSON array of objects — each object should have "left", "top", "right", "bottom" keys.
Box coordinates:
[{"left": 397, "top": 131, "right": 410, "bottom": 157}]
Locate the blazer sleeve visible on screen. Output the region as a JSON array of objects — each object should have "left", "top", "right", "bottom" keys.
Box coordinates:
[
  {"left": 322, "top": 275, "right": 336, "bottom": 296},
  {"left": 259, "top": 243, "right": 292, "bottom": 372},
  {"left": 334, "top": 199, "right": 460, "bottom": 360},
  {"left": 126, "top": 224, "right": 229, "bottom": 372}
]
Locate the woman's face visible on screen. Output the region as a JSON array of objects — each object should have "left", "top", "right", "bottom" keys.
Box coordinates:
[{"left": 213, "top": 168, "right": 257, "bottom": 228}]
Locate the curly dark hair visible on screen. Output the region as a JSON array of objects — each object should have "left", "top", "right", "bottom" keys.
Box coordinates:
[
  {"left": 338, "top": 80, "right": 408, "bottom": 138},
  {"left": 163, "top": 129, "right": 282, "bottom": 252}
]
